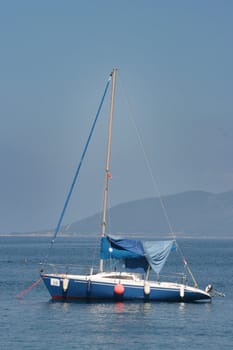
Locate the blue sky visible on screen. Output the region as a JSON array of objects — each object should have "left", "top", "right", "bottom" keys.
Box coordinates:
[{"left": 0, "top": 0, "right": 232, "bottom": 233}]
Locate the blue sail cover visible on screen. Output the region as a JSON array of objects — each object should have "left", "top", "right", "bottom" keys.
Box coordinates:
[
  {"left": 143, "top": 240, "right": 174, "bottom": 274},
  {"left": 100, "top": 235, "right": 148, "bottom": 272},
  {"left": 100, "top": 235, "right": 174, "bottom": 274},
  {"left": 100, "top": 236, "right": 144, "bottom": 259}
]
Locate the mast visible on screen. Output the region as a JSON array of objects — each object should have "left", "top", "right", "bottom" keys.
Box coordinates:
[{"left": 99, "top": 68, "right": 117, "bottom": 272}]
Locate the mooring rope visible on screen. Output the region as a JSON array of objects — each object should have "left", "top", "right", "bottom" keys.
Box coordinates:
[{"left": 16, "top": 277, "right": 42, "bottom": 299}]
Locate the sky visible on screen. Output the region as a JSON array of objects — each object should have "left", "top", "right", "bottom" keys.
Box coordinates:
[{"left": 0, "top": 0, "right": 232, "bottom": 233}]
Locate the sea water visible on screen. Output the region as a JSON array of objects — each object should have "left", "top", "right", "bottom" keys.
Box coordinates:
[{"left": 0, "top": 236, "right": 232, "bottom": 350}]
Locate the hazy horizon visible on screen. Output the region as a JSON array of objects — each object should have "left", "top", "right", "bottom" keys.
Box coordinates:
[{"left": 1, "top": 1, "right": 232, "bottom": 233}]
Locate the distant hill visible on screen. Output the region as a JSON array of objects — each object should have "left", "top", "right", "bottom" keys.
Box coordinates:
[{"left": 63, "top": 190, "right": 233, "bottom": 238}]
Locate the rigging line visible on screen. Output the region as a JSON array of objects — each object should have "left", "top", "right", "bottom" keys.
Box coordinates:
[
  {"left": 173, "top": 242, "right": 198, "bottom": 287},
  {"left": 117, "top": 73, "right": 175, "bottom": 237},
  {"left": 91, "top": 207, "right": 104, "bottom": 270},
  {"left": 118, "top": 73, "right": 198, "bottom": 287},
  {"left": 90, "top": 208, "right": 102, "bottom": 272},
  {"left": 43, "top": 73, "right": 112, "bottom": 264}
]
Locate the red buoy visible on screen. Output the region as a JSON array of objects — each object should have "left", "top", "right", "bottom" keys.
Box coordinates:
[{"left": 114, "top": 283, "right": 125, "bottom": 295}]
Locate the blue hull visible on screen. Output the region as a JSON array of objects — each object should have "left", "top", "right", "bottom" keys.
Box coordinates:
[{"left": 41, "top": 273, "right": 211, "bottom": 303}]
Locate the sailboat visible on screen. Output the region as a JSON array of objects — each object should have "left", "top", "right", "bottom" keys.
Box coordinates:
[{"left": 40, "top": 69, "right": 212, "bottom": 302}]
